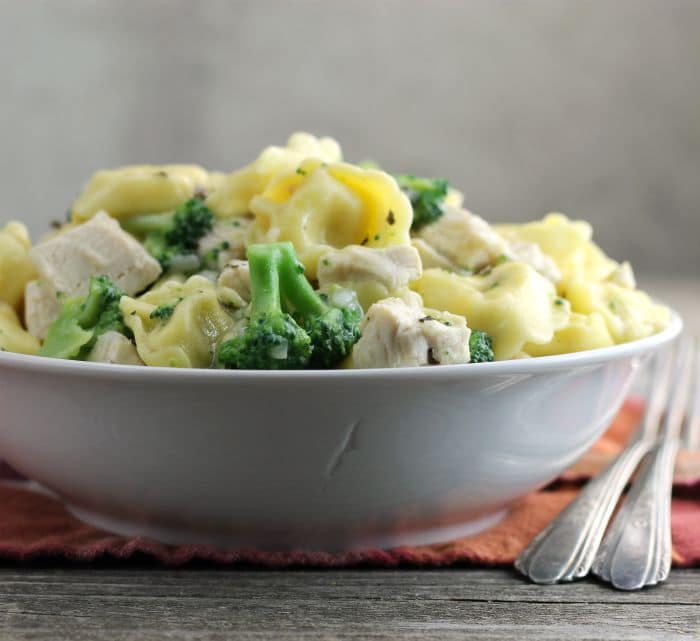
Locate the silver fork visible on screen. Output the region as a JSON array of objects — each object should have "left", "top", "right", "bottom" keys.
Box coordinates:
[
  {"left": 592, "top": 336, "right": 698, "bottom": 590},
  {"left": 515, "top": 348, "right": 675, "bottom": 584}
]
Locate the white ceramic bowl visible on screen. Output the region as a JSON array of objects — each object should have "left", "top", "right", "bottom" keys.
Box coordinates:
[{"left": 0, "top": 312, "right": 681, "bottom": 551}]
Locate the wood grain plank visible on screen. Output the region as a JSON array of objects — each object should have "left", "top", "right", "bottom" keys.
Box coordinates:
[{"left": 0, "top": 568, "right": 696, "bottom": 640}]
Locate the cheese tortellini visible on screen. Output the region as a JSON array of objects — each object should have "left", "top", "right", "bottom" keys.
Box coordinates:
[
  {"left": 497, "top": 213, "right": 669, "bottom": 349},
  {"left": 248, "top": 161, "right": 412, "bottom": 279},
  {"left": 206, "top": 132, "right": 342, "bottom": 219},
  {"left": 413, "top": 262, "right": 570, "bottom": 360},
  {"left": 563, "top": 279, "right": 670, "bottom": 344},
  {"left": 524, "top": 312, "right": 614, "bottom": 357},
  {"left": 120, "top": 275, "right": 234, "bottom": 368},
  {"left": 0, "top": 221, "right": 36, "bottom": 312},
  {"left": 71, "top": 164, "right": 214, "bottom": 222},
  {"left": 497, "top": 213, "right": 617, "bottom": 285},
  {"left": 0, "top": 302, "right": 40, "bottom": 355}
]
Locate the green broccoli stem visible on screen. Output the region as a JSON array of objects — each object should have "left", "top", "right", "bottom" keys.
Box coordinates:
[
  {"left": 218, "top": 243, "right": 313, "bottom": 370},
  {"left": 121, "top": 211, "right": 175, "bottom": 237},
  {"left": 275, "top": 242, "right": 361, "bottom": 368},
  {"left": 247, "top": 244, "right": 286, "bottom": 318},
  {"left": 276, "top": 245, "right": 328, "bottom": 317},
  {"left": 77, "top": 277, "right": 111, "bottom": 328}
]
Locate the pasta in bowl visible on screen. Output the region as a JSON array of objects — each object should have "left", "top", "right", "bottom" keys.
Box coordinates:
[
  {"left": 0, "top": 132, "right": 670, "bottom": 369},
  {"left": 0, "top": 133, "right": 680, "bottom": 549}
]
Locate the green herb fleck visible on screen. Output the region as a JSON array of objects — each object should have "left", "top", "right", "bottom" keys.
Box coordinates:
[{"left": 149, "top": 299, "right": 182, "bottom": 321}]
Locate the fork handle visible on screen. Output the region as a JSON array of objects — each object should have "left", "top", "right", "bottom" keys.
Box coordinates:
[
  {"left": 591, "top": 436, "right": 678, "bottom": 590},
  {"left": 515, "top": 438, "right": 652, "bottom": 584}
]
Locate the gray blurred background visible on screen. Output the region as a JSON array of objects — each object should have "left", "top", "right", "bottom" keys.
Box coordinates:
[{"left": 1, "top": 0, "right": 698, "bottom": 280}]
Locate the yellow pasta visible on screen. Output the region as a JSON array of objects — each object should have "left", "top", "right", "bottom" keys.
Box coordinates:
[
  {"left": 563, "top": 278, "right": 670, "bottom": 343},
  {"left": 0, "top": 221, "right": 37, "bottom": 312},
  {"left": 206, "top": 132, "right": 342, "bottom": 218},
  {"left": 4, "top": 132, "right": 671, "bottom": 369},
  {"left": 249, "top": 161, "right": 412, "bottom": 279},
  {"left": 71, "top": 164, "right": 213, "bottom": 222},
  {"left": 412, "top": 263, "right": 570, "bottom": 360},
  {"left": 497, "top": 213, "right": 618, "bottom": 284},
  {"left": 524, "top": 312, "right": 614, "bottom": 356},
  {"left": 120, "top": 275, "right": 234, "bottom": 368},
  {"left": 0, "top": 302, "right": 40, "bottom": 355}
]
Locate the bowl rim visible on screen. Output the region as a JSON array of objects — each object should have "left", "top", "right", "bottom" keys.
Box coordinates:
[{"left": 0, "top": 309, "right": 682, "bottom": 382}]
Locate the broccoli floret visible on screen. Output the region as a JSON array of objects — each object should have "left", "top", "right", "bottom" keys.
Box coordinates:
[
  {"left": 469, "top": 329, "right": 495, "bottom": 363},
  {"left": 123, "top": 198, "right": 215, "bottom": 272},
  {"left": 218, "top": 242, "right": 362, "bottom": 370},
  {"left": 39, "top": 275, "right": 130, "bottom": 359},
  {"left": 167, "top": 197, "right": 215, "bottom": 251},
  {"left": 394, "top": 174, "right": 449, "bottom": 230},
  {"left": 277, "top": 248, "right": 362, "bottom": 368},
  {"left": 218, "top": 243, "right": 312, "bottom": 370}
]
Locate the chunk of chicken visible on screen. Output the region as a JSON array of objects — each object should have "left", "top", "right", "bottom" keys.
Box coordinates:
[
  {"left": 24, "top": 279, "right": 61, "bottom": 340},
  {"left": 352, "top": 297, "right": 471, "bottom": 368},
  {"left": 507, "top": 240, "right": 561, "bottom": 283},
  {"left": 216, "top": 259, "right": 251, "bottom": 308},
  {"left": 416, "top": 206, "right": 561, "bottom": 282},
  {"left": 86, "top": 331, "right": 144, "bottom": 365},
  {"left": 411, "top": 238, "right": 456, "bottom": 271},
  {"left": 198, "top": 218, "right": 251, "bottom": 270},
  {"left": 417, "top": 206, "right": 508, "bottom": 272},
  {"left": 30, "top": 211, "right": 162, "bottom": 297},
  {"left": 317, "top": 245, "right": 422, "bottom": 291}
]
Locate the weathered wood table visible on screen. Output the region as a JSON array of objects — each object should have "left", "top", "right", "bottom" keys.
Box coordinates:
[{"left": 0, "top": 567, "right": 697, "bottom": 640}]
